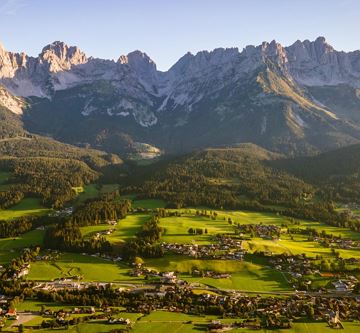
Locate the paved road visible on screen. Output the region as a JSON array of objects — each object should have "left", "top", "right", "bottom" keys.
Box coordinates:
[{"left": 28, "top": 280, "right": 360, "bottom": 298}]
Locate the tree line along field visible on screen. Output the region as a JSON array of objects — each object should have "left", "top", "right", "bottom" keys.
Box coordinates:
[
  {"left": 2, "top": 194, "right": 357, "bottom": 288},
  {"left": 4, "top": 304, "right": 360, "bottom": 333},
  {"left": 1, "top": 191, "right": 360, "bottom": 331},
  {"left": 15, "top": 199, "right": 358, "bottom": 290},
  {"left": 0, "top": 197, "right": 51, "bottom": 221},
  {"left": 26, "top": 252, "right": 143, "bottom": 283}
]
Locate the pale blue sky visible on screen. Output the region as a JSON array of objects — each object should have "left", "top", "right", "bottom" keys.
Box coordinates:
[{"left": 0, "top": 0, "right": 359, "bottom": 70}]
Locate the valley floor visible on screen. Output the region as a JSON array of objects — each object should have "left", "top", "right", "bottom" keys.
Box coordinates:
[{"left": 1, "top": 189, "right": 360, "bottom": 332}]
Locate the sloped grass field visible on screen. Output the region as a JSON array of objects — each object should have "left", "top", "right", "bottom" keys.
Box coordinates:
[
  {"left": 159, "top": 208, "right": 360, "bottom": 258},
  {"left": 73, "top": 184, "right": 100, "bottom": 204},
  {"left": 27, "top": 252, "right": 142, "bottom": 283},
  {"left": 0, "top": 197, "right": 51, "bottom": 220},
  {"left": 132, "top": 198, "right": 166, "bottom": 209},
  {"left": 81, "top": 213, "right": 151, "bottom": 243},
  {"left": 160, "top": 213, "right": 234, "bottom": 244},
  {"left": 145, "top": 255, "right": 290, "bottom": 292},
  {"left": 0, "top": 229, "right": 44, "bottom": 264}
]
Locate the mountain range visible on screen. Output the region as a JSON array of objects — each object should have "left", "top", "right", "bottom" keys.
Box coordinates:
[{"left": 2, "top": 37, "right": 360, "bottom": 155}]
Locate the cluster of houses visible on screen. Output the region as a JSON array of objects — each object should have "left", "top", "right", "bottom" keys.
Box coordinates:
[
  {"left": 269, "top": 254, "right": 359, "bottom": 293},
  {"left": 207, "top": 319, "right": 261, "bottom": 332},
  {"left": 33, "top": 279, "right": 84, "bottom": 292},
  {"left": 314, "top": 236, "right": 359, "bottom": 250},
  {"left": 11, "top": 262, "right": 30, "bottom": 279},
  {"left": 161, "top": 238, "right": 245, "bottom": 261},
  {"left": 197, "top": 292, "right": 360, "bottom": 325},
  {"left": 108, "top": 317, "right": 131, "bottom": 325},
  {"left": 270, "top": 255, "right": 317, "bottom": 278},
  {"left": 44, "top": 307, "right": 96, "bottom": 320},
  {"left": 129, "top": 264, "right": 184, "bottom": 284},
  {"left": 41, "top": 307, "right": 131, "bottom": 327},
  {"left": 237, "top": 224, "right": 282, "bottom": 239},
  {"left": 82, "top": 252, "right": 122, "bottom": 262},
  {"left": 50, "top": 207, "right": 73, "bottom": 217},
  {"left": 340, "top": 203, "right": 360, "bottom": 217},
  {"left": 331, "top": 277, "right": 358, "bottom": 292},
  {"left": 192, "top": 270, "right": 231, "bottom": 279},
  {"left": 93, "top": 228, "right": 115, "bottom": 240}
]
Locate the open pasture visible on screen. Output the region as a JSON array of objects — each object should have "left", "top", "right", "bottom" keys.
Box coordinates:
[
  {"left": 243, "top": 233, "right": 360, "bottom": 259},
  {"left": 159, "top": 209, "right": 360, "bottom": 256},
  {"left": 27, "top": 252, "right": 141, "bottom": 283},
  {"left": 159, "top": 213, "right": 234, "bottom": 244},
  {"left": 0, "top": 229, "right": 45, "bottom": 264},
  {"left": 145, "top": 255, "right": 290, "bottom": 292},
  {"left": 0, "top": 197, "right": 51, "bottom": 220},
  {"left": 100, "top": 183, "right": 119, "bottom": 194},
  {"left": 74, "top": 184, "right": 100, "bottom": 203},
  {"left": 129, "top": 313, "right": 360, "bottom": 333},
  {"left": 132, "top": 198, "right": 166, "bottom": 209},
  {"left": 81, "top": 213, "right": 150, "bottom": 243}
]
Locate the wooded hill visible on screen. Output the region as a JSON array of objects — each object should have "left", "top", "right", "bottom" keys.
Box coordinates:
[
  {"left": 122, "top": 142, "right": 360, "bottom": 208},
  {"left": 121, "top": 144, "right": 314, "bottom": 209},
  {"left": 0, "top": 105, "right": 123, "bottom": 208},
  {"left": 271, "top": 143, "right": 360, "bottom": 203}
]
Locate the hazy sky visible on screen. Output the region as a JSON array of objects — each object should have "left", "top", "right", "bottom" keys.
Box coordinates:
[{"left": 0, "top": 0, "right": 359, "bottom": 70}]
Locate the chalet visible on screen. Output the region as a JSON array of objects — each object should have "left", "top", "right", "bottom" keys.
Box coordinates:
[
  {"left": 108, "top": 317, "right": 131, "bottom": 324},
  {"left": 332, "top": 279, "right": 356, "bottom": 292},
  {"left": 5, "top": 308, "right": 18, "bottom": 320},
  {"left": 160, "top": 271, "right": 177, "bottom": 283}
]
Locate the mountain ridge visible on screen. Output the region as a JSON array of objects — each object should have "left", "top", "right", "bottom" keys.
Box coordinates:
[{"left": 2, "top": 37, "right": 360, "bottom": 155}]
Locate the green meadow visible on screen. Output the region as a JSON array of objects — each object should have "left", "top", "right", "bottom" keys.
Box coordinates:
[
  {"left": 27, "top": 252, "right": 141, "bottom": 283},
  {"left": 125, "top": 312, "right": 360, "bottom": 333},
  {"left": 145, "top": 255, "right": 290, "bottom": 292},
  {"left": 0, "top": 229, "right": 45, "bottom": 264},
  {"left": 0, "top": 197, "right": 51, "bottom": 220},
  {"left": 132, "top": 198, "right": 166, "bottom": 209},
  {"left": 81, "top": 213, "right": 150, "bottom": 243},
  {"left": 156, "top": 208, "right": 360, "bottom": 259},
  {"left": 73, "top": 184, "right": 100, "bottom": 203},
  {"left": 160, "top": 213, "right": 234, "bottom": 244}
]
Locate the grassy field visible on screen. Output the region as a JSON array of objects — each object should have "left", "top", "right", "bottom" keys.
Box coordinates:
[
  {"left": 0, "top": 197, "right": 51, "bottom": 220},
  {"left": 100, "top": 184, "right": 120, "bottom": 194},
  {"left": 243, "top": 233, "right": 360, "bottom": 259},
  {"left": 4, "top": 305, "right": 360, "bottom": 333},
  {"left": 160, "top": 214, "right": 233, "bottom": 244},
  {"left": 12, "top": 300, "right": 142, "bottom": 332},
  {"left": 131, "top": 312, "right": 360, "bottom": 333},
  {"left": 0, "top": 229, "right": 44, "bottom": 251},
  {"left": 0, "top": 229, "right": 45, "bottom": 264},
  {"left": 158, "top": 209, "right": 360, "bottom": 258},
  {"left": 27, "top": 253, "right": 142, "bottom": 282},
  {"left": 81, "top": 214, "right": 150, "bottom": 243},
  {"left": 74, "top": 184, "right": 100, "bottom": 203},
  {"left": 145, "top": 255, "right": 290, "bottom": 292},
  {"left": 132, "top": 198, "right": 166, "bottom": 209}
]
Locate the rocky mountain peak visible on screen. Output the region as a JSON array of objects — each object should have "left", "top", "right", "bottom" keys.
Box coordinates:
[
  {"left": 39, "top": 41, "right": 88, "bottom": 72},
  {"left": 0, "top": 42, "right": 28, "bottom": 79},
  {"left": 118, "top": 50, "right": 156, "bottom": 71}
]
